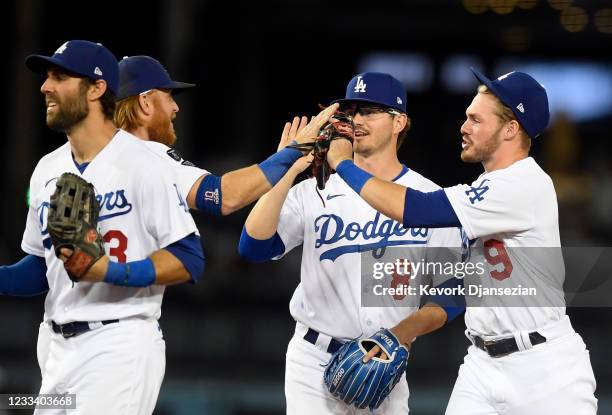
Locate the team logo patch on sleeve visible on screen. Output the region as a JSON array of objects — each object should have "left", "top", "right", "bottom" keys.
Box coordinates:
[
  {"left": 166, "top": 149, "right": 183, "bottom": 162},
  {"left": 167, "top": 149, "right": 195, "bottom": 166}
]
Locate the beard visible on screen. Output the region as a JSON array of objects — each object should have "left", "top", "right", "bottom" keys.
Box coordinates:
[
  {"left": 461, "top": 126, "right": 503, "bottom": 163},
  {"left": 147, "top": 109, "right": 176, "bottom": 147},
  {"left": 46, "top": 84, "right": 89, "bottom": 133}
]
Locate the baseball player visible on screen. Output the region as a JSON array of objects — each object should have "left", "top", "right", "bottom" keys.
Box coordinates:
[
  {"left": 239, "top": 72, "right": 465, "bottom": 414},
  {"left": 114, "top": 55, "right": 336, "bottom": 214},
  {"left": 1, "top": 40, "right": 204, "bottom": 415},
  {"left": 325, "top": 69, "right": 598, "bottom": 414}
]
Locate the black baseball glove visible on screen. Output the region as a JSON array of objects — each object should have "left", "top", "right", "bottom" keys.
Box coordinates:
[{"left": 47, "top": 173, "right": 105, "bottom": 281}]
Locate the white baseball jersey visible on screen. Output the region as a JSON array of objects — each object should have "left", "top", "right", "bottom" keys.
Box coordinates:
[
  {"left": 141, "top": 141, "right": 209, "bottom": 201},
  {"left": 276, "top": 167, "right": 463, "bottom": 340},
  {"left": 22, "top": 129, "right": 199, "bottom": 324},
  {"left": 444, "top": 157, "right": 565, "bottom": 336}
]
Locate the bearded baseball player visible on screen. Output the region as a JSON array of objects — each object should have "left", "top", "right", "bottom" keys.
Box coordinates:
[
  {"left": 325, "top": 69, "right": 598, "bottom": 414},
  {"left": 1, "top": 40, "right": 205, "bottom": 414},
  {"left": 239, "top": 72, "right": 466, "bottom": 414},
  {"left": 114, "top": 55, "right": 335, "bottom": 214}
]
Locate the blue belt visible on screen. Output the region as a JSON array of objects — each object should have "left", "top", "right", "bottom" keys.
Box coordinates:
[
  {"left": 303, "top": 327, "right": 344, "bottom": 354},
  {"left": 52, "top": 320, "right": 119, "bottom": 339}
]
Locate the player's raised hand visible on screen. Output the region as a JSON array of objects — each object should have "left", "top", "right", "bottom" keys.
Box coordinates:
[
  {"left": 289, "top": 153, "right": 314, "bottom": 176},
  {"left": 278, "top": 116, "right": 309, "bottom": 151},
  {"left": 294, "top": 103, "right": 340, "bottom": 145},
  {"left": 326, "top": 136, "right": 354, "bottom": 170}
]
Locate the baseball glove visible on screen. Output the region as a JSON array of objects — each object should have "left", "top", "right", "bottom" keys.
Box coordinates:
[
  {"left": 289, "top": 112, "right": 355, "bottom": 190},
  {"left": 323, "top": 329, "right": 409, "bottom": 410},
  {"left": 47, "top": 173, "right": 105, "bottom": 281}
]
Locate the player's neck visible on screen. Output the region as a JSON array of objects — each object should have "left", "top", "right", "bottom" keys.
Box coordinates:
[
  {"left": 66, "top": 114, "right": 117, "bottom": 164},
  {"left": 129, "top": 126, "right": 151, "bottom": 141},
  {"left": 354, "top": 151, "right": 403, "bottom": 181},
  {"left": 483, "top": 151, "right": 529, "bottom": 172}
]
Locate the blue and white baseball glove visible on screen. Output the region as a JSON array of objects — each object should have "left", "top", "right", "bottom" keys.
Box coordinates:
[{"left": 323, "top": 328, "right": 409, "bottom": 410}]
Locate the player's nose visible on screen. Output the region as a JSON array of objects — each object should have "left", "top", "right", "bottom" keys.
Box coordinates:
[
  {"left": 40, "top": 78, "right": 54, "bottom": 95},
  {"left": 460, "top": 119, "right": 470, "bottom": 136}
]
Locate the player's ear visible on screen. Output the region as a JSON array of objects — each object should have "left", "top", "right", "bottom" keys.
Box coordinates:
[
  {"left": 394, "top": 114, "right": 408, "bottom": 135},
  {"left": 504, "top": 120, "right": 521, "bottom": 141},
  {"left": 88, "top": 80, "right": 108, "bottom": 101},
  {"left": 137, "top": 94, "right": 153, "bottom": 117}
]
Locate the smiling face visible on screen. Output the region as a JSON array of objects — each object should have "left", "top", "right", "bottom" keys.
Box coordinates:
[
  {"left": 40, "top": 68, "right": 89, "bottom": 133},
  {"left": 460, "top": 92, "right": 506, "bottom": 164},
  {"left": 340, "top": 103, "right": 405, "bottom": 157}
]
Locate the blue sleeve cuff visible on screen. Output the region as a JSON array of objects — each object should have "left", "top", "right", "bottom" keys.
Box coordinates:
[
  {"left": 258, "top": 147, "right": 303, "bottom": 186},
  {"left": 0, "top": 255, "right": 48, "bottom": 296},
  {"left": 335, "top": 160, "right": 373, "bottom": 194},
  {"left": 195, "top": 174, "right": 222, "bottom": 216},
  {"left": 164, "top": 233, "right": 205, "bottom": 283},
  {"left": 427, "top": 277, "right": 466, "bottom": 323},
  {"left": 403, "top": 189, "right": 461, "bottom": 228},
  {"left": 238, "top": 227, "right": 286, "bottom": 262}
]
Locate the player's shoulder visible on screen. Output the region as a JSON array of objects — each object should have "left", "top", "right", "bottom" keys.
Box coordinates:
[
  {"left": 487, "top": 157, "right": 553, "bottom": 190},
  {"left": 31, "top": 141, "right": 71, "bottom": 183},
  {"left": 114, "top": 130, "right": 172, "bottom": 165},
  {"left": 398, "top": 167, "right": 442, "bottom": 192}
]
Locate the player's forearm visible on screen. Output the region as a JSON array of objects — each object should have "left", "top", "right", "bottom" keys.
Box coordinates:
[
  {"left": 84, "top": 235, "right": 204, "bottom": 286},
  {"left": 334, "top": 160, "right": 407, "bottom": 223},
  {"left": 360, "top": 178, "right": 407, "bottom": 223},
  {"left": 390, "top": 303, "right": 448, "bottom": 347},
  {"left": 219, "top": 166, "right": 271, "bottom": 215},
  {"left": 245, "top": 168, "right": 299, "bottom": 239},
  {"left": 150, "top": 249, "right": 191, "bottom": 285},
  {"left": 85, "top": 251, "right": 192, "bottom": 286}
]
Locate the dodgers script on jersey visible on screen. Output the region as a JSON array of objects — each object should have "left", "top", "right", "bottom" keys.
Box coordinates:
[
  {"left": 142, "top": 141, "right": 209, "bottom": 200},
  {"left": 21, "top": 130, "right": 199, "bottom": 324},
  {"left": 444, "top": 157, "right": 565, "bottom": 336},
  {"left": 276, "top": 167, "right": 463, "bottom": 340}
]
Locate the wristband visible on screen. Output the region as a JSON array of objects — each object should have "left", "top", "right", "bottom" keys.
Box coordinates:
[
  {"left": 258, "top": 147, "right": 303, "bottom": 186},
  {"left": 335, "top": 160, "right": 373, "bottom": 194},
  {"left": 104, "top": 258, "right": 156, "bottom": 287}
]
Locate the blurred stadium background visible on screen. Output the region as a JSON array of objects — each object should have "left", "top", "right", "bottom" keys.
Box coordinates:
[{"left": 1, "top": 0, "right": 611, "bottom": 413}]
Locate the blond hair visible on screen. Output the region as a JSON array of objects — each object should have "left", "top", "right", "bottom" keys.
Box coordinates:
[
  {"left": 114, "top": 95, "right": 142, "bottom": 132},
  {"left": 478, "top": 84, "right": 530, "bottom": 151}
]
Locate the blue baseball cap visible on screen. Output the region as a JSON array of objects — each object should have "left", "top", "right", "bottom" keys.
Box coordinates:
[
  {"left": 470, "top": 68, "right": 550, "bottom": 139},
  {"left": 117, "top": 56, "right": 195, "bottom": 100},
  {"left": 25, "top": 40, "right": 119, "bottom": 95},
  {"left": 332, "top": 72, "right": 407, "bottom": 113}
]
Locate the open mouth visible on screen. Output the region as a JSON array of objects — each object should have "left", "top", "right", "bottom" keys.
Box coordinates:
[
  {"left": 461, "top": 137, "right": 471, "bottom": 150},
  {"left": 46, "top": 102, "right": 58, "bottom": 113},
  {"left": 355, "top": 129, "right": 368, "bottom": 138}
]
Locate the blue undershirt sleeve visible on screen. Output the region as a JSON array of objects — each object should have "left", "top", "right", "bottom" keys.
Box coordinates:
[
  {"left": 238, "top": 227, "right": 286, "bottom": 262},
  {"left": 426, "top": 277, "right": 466, "bottom": 323},
  {"left": 164, "top": 233, "right": 205, "bottom": 283},
  {"left": 0, "top": 255, "right": 48, "bottom": 296},
  {"left": 403, "top": 189, "right": 461, "bottom": 228}
]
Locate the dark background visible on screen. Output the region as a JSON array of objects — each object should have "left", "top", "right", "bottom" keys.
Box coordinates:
[{"left": 1, "top": 0, "right": 611, "bottom": 414}]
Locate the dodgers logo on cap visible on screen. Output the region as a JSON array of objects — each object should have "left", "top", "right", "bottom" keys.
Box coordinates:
[{"left": 332, "top": 72, "right": 407, "bottom": 113}]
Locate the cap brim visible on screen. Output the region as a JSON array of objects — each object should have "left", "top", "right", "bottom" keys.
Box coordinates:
[
  {"left": 330, "top": 97, "right": 403, "bottom": 112},
  {"left": 25, "top": 55, "right": 64, "bottom": 74},
  {"left": 163, "top": 81, "right": 196, "bottom": 95},
  {"left": 470, "top": 67, "right": 506, "bottom": 100}
]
